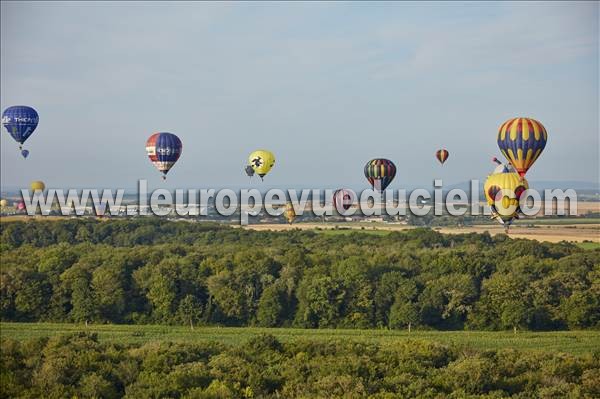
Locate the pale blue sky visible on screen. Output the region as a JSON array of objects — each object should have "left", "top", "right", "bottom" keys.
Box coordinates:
[{"left": 1, "top": 1, "right": 598, "bottom": 190}]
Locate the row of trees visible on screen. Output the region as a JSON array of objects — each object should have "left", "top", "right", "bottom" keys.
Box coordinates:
[
  {"left": 1, "top": 219, "right": 599, "bottom": 330},
  {"left": 2, "top": 332, "right": 599, "bottom": 398}
]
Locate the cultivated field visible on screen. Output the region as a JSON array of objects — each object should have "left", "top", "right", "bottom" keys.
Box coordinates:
[
  {"left": 2, "top": 323, "right": 600, "bottom": 355},
  {"left": 245, "top": 222, "right": 600, "bottom": 244},
  {"left": 437, "top": 224, "right": 600, "bottom": 243}
]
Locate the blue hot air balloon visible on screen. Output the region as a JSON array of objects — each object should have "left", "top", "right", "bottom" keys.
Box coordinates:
[
  {"left": 2, "top": 106, "right": 39, "bottom": 158},
  {"left": 146, "top": 132, "right": 183, "bottom": 180}
]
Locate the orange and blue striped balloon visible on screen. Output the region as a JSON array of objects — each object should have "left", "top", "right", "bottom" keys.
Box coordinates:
[
  {"left": 364, "top": 158, "right": 396, "bottom": 191},
  {"left": 497, "top": 117, "right": 547, "bottom": 177},
  {"left": 436, "top": 149, "right": 449, "bottom": 165}
]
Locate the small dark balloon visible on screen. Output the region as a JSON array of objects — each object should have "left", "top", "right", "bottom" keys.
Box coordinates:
[{"left": 436, "top": 149, "right": 449, "bottom": 164}]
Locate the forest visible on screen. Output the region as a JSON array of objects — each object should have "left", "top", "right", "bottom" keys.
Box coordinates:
[
  {"left": 1, "top": 219, "right": 598, "bottom": 331},
  {"left": 2, "top": 331, "right": 599, "bottom": 398}
]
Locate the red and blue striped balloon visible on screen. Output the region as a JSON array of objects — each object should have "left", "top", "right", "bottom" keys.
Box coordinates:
[{"left": 146, "top": 132, "right": 182, "bottom": 180}]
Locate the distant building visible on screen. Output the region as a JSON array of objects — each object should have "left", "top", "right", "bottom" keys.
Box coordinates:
[{"left": 365, "top": 217, "right": 384, "bottom": 223}]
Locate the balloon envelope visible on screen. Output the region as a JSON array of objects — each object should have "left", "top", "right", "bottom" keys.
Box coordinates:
[
  {"left": 2, "top": 106, "right": 39, "bottom": 145},
  {"left": 244, "top": 165, "right": 255, "bottom": 177},
  {"left": 484, "top": 172, "right": 528, "bottom": 224},
  {"left": 497, "top": 117, "right": 547, "bottom": 177},
  {"left": 364, "top": 159, "right": 396, "bottom": 191},
  {"left": 284, "top": 202, "right": 296, "bottom": 224},
  {"left": 30, "top": 181, "right": 45, "bottom": 192},
  {"left": 333, "top": 189, "right": 356, "bottom": 213},
  {"left": 436, "top": 149, "right": 449, "bottom": 164},
  {"left": 146, "top": 132, "right": 182, "bottom": 178},
  {"left": 248, "top": 150, "right": 275, "bottom": 179}
]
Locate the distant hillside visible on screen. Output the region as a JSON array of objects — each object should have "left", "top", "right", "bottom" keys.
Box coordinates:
[
  {"left": 1, "top": 180, "right": 598, "bottom": 201},
  {"left": 444, "top": 180, "right": 600, "bottom": 193}
]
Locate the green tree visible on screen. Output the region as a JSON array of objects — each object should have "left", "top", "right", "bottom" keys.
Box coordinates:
[
  {"left": 500, "top": 300, "right": 529, "bottom": 334},
  {"left": 177, "top": 294, "right": 203, "bottom": 330},
  {"left": 206, "top": 252, "right": 278, "bottom": 324},
  {"left": 419, "top": 274, "right": 477, "bottom": 329},
  {"left": 374, "top": 272, "right": 409, "bottom": 327},
  {"left": 295, "top": 276, "right": 345, "bottom": 328},
  {"left": 61, "top": 267, "right": 96, "bottom": 325},
  {"left": 92, "top": 264, "right": 126, "bottom": 322},
  {"left": 146, "top": 274, "right": 177, "bottom": 322},
  {"left": 389, "top": 298, "right": 419, "bottom": 331},
  {"left": 14, "top": 272, "right": 51, "bottom": 320},
  {"left": 256, "top": 285, "right": 285, "bottom": 327},
  {"left": 469, "top": 272, "right": 532, "bottom": 331},
  {"left": 560, "top": 291, "right": 600, "bottom": 329}
]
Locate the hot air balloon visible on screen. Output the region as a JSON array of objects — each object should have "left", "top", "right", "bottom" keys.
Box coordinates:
[
  {"left": 436, "top": 149, "right": 449, "bottom": 165},
  {"left": 248, "top": 150, "right": 275, "bottom": 180},
  {"left": 2, "top": 106, "right": 39, "bottom": 158},
  {"left": 364, "top": 159, "right": 396, "bottom": 191},
  {"left": 146, "top": 132, "right": 182, "bottom": 180},
  {"left": 284, "top": 202, "right": 296, "bottom": 224},
  {"left": 15, "top": 201, "right": 26, "bottom": 211},
  {"left": 484, "top": 170, "right": 528, "bottom": 230},
  {"left": 244, "top": 165, "right": 255, "bottom": 178},
  {"left": 333, "top": 189, "right": 355, "bottom": 213},
  {"left": 0, "top": 199, "right": 8, "bottom": 208},
  {"left": 497, "top": 117, "right": 547, "bottom": 177},
  {"left": 30, "top": 181, "right": 45, "bottom": 192}
]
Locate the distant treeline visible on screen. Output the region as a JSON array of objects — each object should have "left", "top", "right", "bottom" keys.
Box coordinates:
[
  {"left": 1, "top": 219, "right": 599, "bottom": 330},
  {"left": 2, "top": 332, "right": 599, "bottom": 398}
]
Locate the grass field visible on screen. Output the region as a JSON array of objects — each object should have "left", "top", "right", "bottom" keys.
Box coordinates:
[
  {"left": 576, "top": 241, "right": 600, "bottom": 250},
  {"left": 316, "top": 228, "right": 391, "bottom": 236},
  {"left": 1, "top": 322, "right": 599, "bottom": 356}
]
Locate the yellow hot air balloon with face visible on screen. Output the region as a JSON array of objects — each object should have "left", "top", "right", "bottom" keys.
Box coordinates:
[
  {"left": 0, "top": 199, "right": 8, "bottom": 208},
  {"left": 284, "top": 202, "right": 296, "bottom": 224},
  {"left": 248, "top": 150, "right": 275, "bottom": 180},
  {"left": 484, "top": 172, "right": 528, "bottom": 228},
  {"left": 30, "top": 181, "right": 45, "bottom": 192}
]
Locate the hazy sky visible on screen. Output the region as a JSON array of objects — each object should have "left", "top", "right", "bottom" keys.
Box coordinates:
[{"left": 1, "top": 1, "right": 598, "bottom": 190}]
